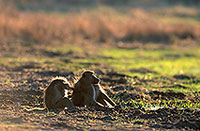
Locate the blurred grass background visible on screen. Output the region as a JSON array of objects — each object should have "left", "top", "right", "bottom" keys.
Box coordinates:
[{"left": 0, "top": 0, "right": 200, "bottom": 47}]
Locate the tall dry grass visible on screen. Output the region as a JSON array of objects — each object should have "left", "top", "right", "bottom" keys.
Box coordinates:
[{"left": 0, "top": 5, "right": 200, "bottom": 45}]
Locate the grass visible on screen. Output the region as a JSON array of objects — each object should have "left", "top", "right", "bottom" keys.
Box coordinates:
[
  {"left": 0, "top": 5, "right": 200, "bottom": 45},
  {"left": 3, "top": 45, "right": 200, "bottom": 112},
  {"left": 49, "top": 45, "right": 200, "bottom": 109},
  {"left": 2, "top": 44, "right": 200, "bottom": 85},
  {"left": 87, "top": 47, "right": 200, "bottom": 77}
]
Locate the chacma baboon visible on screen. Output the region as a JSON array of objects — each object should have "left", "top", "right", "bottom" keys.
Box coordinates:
[
  {"left": 71, "top": 71, "right": 99, "bottom": 107},
  {"left": 71, "top": 71, "right": 116, "bottom": 108},
  {"left": 44, "top": 77, "right": 75, "bottom": 110}
]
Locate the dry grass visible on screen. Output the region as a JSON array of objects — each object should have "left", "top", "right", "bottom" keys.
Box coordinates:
[{"left": 0, "top": 5, "right": 200, "bottom": 45}]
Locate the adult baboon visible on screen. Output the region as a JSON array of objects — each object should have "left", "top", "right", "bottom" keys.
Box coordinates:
[
  {"left": 71, "top": 71, "right": 99, "bottom": 107},
  {"left": 72, "top": 71, "right": 116, "bottom": 108},
  {"left": 43, "top": 77, "right": 75, "bottom": 110}
]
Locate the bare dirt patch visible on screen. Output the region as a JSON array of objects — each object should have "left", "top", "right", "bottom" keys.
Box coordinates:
[{"left": 1, "top": 66, "right": 199, "bottom": 130}]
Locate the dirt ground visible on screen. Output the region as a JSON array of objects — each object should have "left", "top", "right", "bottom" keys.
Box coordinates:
[{"left": 0, "top": 44, "right": 200, "bottom": 130}]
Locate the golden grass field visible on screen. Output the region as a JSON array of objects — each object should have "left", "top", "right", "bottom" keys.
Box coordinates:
[{"left": 0, "top": 4, "right": 200, "bottom": 46}]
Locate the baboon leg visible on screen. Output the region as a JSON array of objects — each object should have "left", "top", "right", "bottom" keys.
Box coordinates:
[
  {"left": 63, "top": 97, "right": 75, "bottom": 109},
  {"left": 99, "top": 92, "right": 116, "bottom": 107},
  {"left": 53, "top": 97, "right": 74, "bottom": 109},
  {"left": 84, "top": 93, "right": 95, "bottom": 107},
  {"left": 93, "top": 102, "right": 104, "bottom": 108},
  {"left": 96, "top": 95, "right": 107, "bottom": 106},
  {"left": 92, "top": 101, "right": 112, "bottom": 111}
]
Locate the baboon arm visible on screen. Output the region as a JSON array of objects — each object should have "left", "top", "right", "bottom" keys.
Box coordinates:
[
  {"left": 99, "top": 92, "right": 116, "bottom": 107},
  {"left": 72, "top": 93, "right": 84, "bottom": 106},
  {"left": 52, "top": 97, "right": 75, "bottom": 109},
  {"left": 96, "top": 96, "right": 107, "bottom": 106},
  {"left": 74, "top": 82, "right": 82, "bottom": 92}
]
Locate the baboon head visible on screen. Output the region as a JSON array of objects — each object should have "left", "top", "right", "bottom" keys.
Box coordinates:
[
  {"left": 80, "top": 71, "right": 100, "bottom": 85},
  {"left": 51, "top": 77, "right": 71, "bottom": 90}
]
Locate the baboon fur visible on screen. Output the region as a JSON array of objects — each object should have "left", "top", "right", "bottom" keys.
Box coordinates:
[
  {"left": 72, "top": 71, "right": 116, "bottom": 108},
  {"left": 92, "top": 84, "right": 116, "bottom": 108},
  {"left": 43, "top": 77, "right": 75, "bottom": 110}
]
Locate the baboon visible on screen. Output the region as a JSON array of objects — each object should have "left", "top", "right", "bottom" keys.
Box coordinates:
[
  {"left": 71, "top": 71, "right": 116, "bottom": 108},
  {"left": 71, "top": 71, "right": 99, "bottom": 106},
  {"left": 43, "top": 77, "right": 75, "bottom": 110}
]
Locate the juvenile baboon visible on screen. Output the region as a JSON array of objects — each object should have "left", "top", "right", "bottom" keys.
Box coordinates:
[
  {"left": 43, "top": 77, "right": 75, "bottom": 110},
  {"left": 71, "top": 71, "right": 116, "bottom": 108}
]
